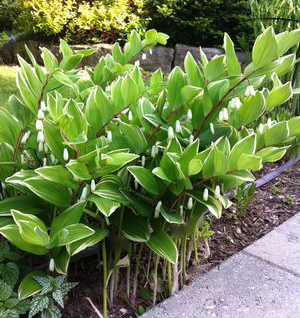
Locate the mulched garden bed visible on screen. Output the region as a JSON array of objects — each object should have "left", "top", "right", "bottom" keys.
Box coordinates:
[{"left": 62, "top": 159, "right": 300, "bottom": 318}]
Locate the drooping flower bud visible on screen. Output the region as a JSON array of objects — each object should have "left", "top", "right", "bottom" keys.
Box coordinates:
[
  {"left": 80, "top": 186, "right": 88, "bottom": 201},
  {"left": 38, "top": 109, "right": 45, "bottom": 120},
  {"left": 91, "top": 179, "right": 96, "bottom": 192},
  {"left": 229, "top": 97, "right": 242, "bottom": 110},
  {"left": 245, "top": 85, "right": 256, "bottom": 97},
  {"left": 50, "top": 154, "right": 56, "bottom": 164},
  {"left": 267, "top": 118, "right": 272, "bottom": 128},
  {"left": 37, "top": 131, "right": 45, "bottom": 143},
  {"left": 187, "top": 109, "right": 193, "bottom": 121},
  {"left": 142, "top": 53, "right": 147, "bottom": 60},
  {"left": 134, "top": 179, "right": 138, "bottom": 190},
  {"left": 43, "top": 143, "right": 48, "bottom": 154},
  {"left": 141, "top": 155, "right": 145, "bottom": 167},
  {"left": 63, "top": 148, "right": 69, "bottom": 161},
  {"left": 175, "top": 120, "right": 182, "bottom": 133},
  {"left": 134, "top": 60, "right": 140, "bottom": 67},
  {"left": 222, "top": 108, "right": 229, "bottom": 121},
  {"left": 187, "top": 197, "right": 193, "bottom": 210},
  {"left": 35, "top": 119, "right": 43, "bottom": 131},
  {"left": 210, "top": 123, "right": 215, "bottom": 135},
  {"left": 38, "top": 142, "right": 43, "bottom": 152},
  {"left": 154, "top": 201, "right": 162, "bottom": 218},
  {"left": 128, "top": 111, "right": 133, "bottom": 122},
  {"left": 180, "top": 205, "right": 184, "bottom": 216},
  {"left": 151, "top": 145, "right": 156, "bottom": 158},
  {"left": 43, "top": 158, "right": 47, "bottom": 167},
  {"left": 149, "top": 49, "right": 153, "bottom": 55},
  {"left": 49, "top": 258, "right": 55, "bottom": 272},
  {"left": 257, "top": 123, "right": 264, "bottom": 135},
  {"left": 189, "top": 135, "right": 194, "bottom": 144},
  {"left": 21, "top": 131, "right": 30, "bottom": 144},
  {"left": 41, "top": 101, "right": 47, "bottom": 111},
  {"left": 168, "top": 126, "right": 175, "bottom": 140},
  {"left": 107, "top": 131, "right": 112, "bottom": 143},
  {"left": 218, "top": 110, "right": 224, "bottom": 122},
  {"left": 21, "top": 154, "right": 24, "bottom": 166},
  {"left": 215, "top": 185, "right": 220, "bottom": 197},
  {"left": 203, "top": 188, "right": 209, "bottom": 201}
]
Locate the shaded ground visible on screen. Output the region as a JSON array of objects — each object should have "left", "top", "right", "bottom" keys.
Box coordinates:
[{"left": 63, "top": 160, "right": 300, "bottom": 318}]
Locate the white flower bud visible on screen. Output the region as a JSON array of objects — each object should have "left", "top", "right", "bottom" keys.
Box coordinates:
[
  {"left": 41, "top": 101, "right": 47, "bottom": 111},
  {"left": 37, "top": 131, "right": 45, "bottom": 143},
  {"left": 210, "top": 123, "right": 215, "bottom": 135},
  {"left": 218, "top": 110, "right": 224, "bottom": 122},
  {"left": 245, "top": 85, "right": 256, "bottom": 97},
  {"left": 49, "top": 258, "right": 55, "bottom": 272},
  {"left": 1, "top": 182, "right": 6, "bottom": 190},
  {"left": 175, "top": 120, "right": 182, "bottom": 133},
  {"left": 155, "top": 142, "right": 159, "bottom": 154},
  {"left": 229, "top": 97, "right": 242, "bottom": 110},
  {"left": 91, "top": 179, "right": 96, "bottom": 192},
  {"left": 154, "top": 201, "right": 162, "bottom": 218},
  {"left": 149, "top": 49, "right": 153, "bottom": 55},
  {"left": 43, "top": 143, "right": 48, "bottom": 154},
  {"left": 222, "top": 108, "right": 229, "bottom": 121},
  {"left": 107, "top": 131, "right": 112, "bottom": 143},
  {"left": 187, "top": 197, "right": 193, "bottom": 210},
  {"left": 142, "top": 53, "right": 147, "bottom": 60},
  {"left": 63, "top": 148, "right": 69, "bottom": 161},
  {"left": 189, "top": 135, "right": 194, "bottom": 144},
  {"left": 37, "top": 109, "right": 44, "bottom": 120},
  {"left": 35, "top": 119, "right": 43, "bottom": 131},
  {"left": 168, "top": 126, "right": 174, "bottom": 140},
  {"left": 43, "top": 158, "right": 47, "bottom": 167},
  {"left": 128, "top": 111, "right": 133, "bottom": 121},
  {"left": 38, "top": 142, "right": 43, "bottom": 152},
  {"left": 134, "top": 60, "right": 140, "bottom": 67},
  {"left": 151, "top": 145, "right": 156, "bottom": 158},
  {"left": 267, "top": 118, "right": 272, "bottom": 128},
  {"left": 21, "top": 154, "right": 24, "bottom": 166},
  {"left": 80, "top": 186, "right": 88, "bottom": 201},
  {"left": 141, "top": 155, "right": 145, "bottom": 167},
  {"left": 203, "top": 188, "right": 209, "bottom": 201},
  {"left": 187, "top": 109, "right": 193, "bottom": 121},
  {"left": 215, "top": 185, "right": 220, "bottom": 197},
  {"left": 257, "top": 123, "right": 264, "bottom": 134},
  {"left": 179, "top": 205, "right": 184, "bottom": 216},
  {"left": 21, "top": 131, "right": 30, "bottom": 144},
  {"left": 50, "top": 154, "right": 56, "bottom": 164}
]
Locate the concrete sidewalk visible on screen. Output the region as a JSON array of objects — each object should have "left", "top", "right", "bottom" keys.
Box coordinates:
[{"left": 141, "top": 213, "right": 300, "bottom": 318}]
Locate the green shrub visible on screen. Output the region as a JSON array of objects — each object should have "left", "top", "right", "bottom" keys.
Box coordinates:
[
  {"left": 18, "top": 0, "right": 147, "bottom": 43},
  {"left": 0, "top": 0, "right": 23, "bottom": 33},
  {"left": 146, "top": 0, "right": 254, "bottom": 47},
  {"left": 0, "top": 28, "right": 300, "bottom": 318}
]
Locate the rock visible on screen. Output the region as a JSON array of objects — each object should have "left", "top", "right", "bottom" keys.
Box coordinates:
[{"left": 174, "top": 44, "right": 248, "bottom": 69}]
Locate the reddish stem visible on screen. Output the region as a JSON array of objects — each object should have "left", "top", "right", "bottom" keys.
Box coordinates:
[
  {"left": 38, "top": 74, "right": 49, "bottom": 110},
  {"left": 13, "top": 129, "right": 25, "bottom": 172}
]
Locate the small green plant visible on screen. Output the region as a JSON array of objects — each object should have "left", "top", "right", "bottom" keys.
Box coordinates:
[
  {"left": 234, "top": 182, "right": 256, "bottom": 216},
  {"left": 27, "top": 275, "right": 77, "bottom": 318},
  {"left": 0, "top": 241, "right": 30, "bottom": 318}
]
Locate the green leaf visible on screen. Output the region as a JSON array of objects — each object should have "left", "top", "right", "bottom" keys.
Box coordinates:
[
  {"left": 276, "top": 29, "right": 300, "bottom": 56},
  {"left": 264, "top": 122, "right": 289, "bottom": 146},
  {"left": 179, "top": 139, "right": 200, "bottom": 175},
  {"left": 224, "top": 33, "right": 241, "bottom": 76},
  {"left": 0, "top": 225, "right": 48, "bottom": 255},
  {"left": 266, "top": 82, "right": 293, "bottom": 111},
  {"left": 167, "top": 66, "right": 186, "bottom": 108},
  {"left": 239, "top": 92, "right": 265, "bottom": 127},
  {"left": 122, "top": 213, "right": 150, "bottom": 242},
  {"left": 49, "top": 224, "right": 94, "bottom": 247},
  {"left": 54, "top": 248, "right": 70, "bottom": 275},
  {"left": 0, "top": 196, "right": 45, "bottom": 216},
  {"left": 0, "top": 279, "right": 12, "bottom": 301},
  {"left": 36, "top": 165, "right": 79, "bottom": 189},
  {"left": 28, "top": 295, "right": 49, "bottom": 318},
  {"left": 237, "top": 154, "right": 262, "bottom": 171},
  {"left": 121, "top": 75, "right": 138, "bottom": 106},
  {"left": 205, "top": 55, "right": 226, "bottom": 82},
  {"left": 67, "top": 227, "right": 108, "bottom": 256},
  {"left": 229, "top": 134, "right": 256, "bottom": 170},
  {"left": 0, "top": 262, "right": 19, "bottom": 288},
  {"left": 288, "top": 117, "right": 300, "bottom": 137},
  {"left": 60, "top": 54, "right": 83, "bottom": 71},
  {"left": 219, "top": 170, "right": 255, "bottom": 190},
  {"left": 119, "top": 122, "right": 147, "bottom": 153},
  {"left": 256, "top": 146, "right": 288, "bottom": 163},
  {"left": 252, "top": 27, "right": 278, "bottom": 68},
  {"left": 66, "top": 160, "right": 91, "bottom": 180},
  {"left": 50, "top": 202, "right": 85, "bottom": 237},
  {"left": 24, "top": 177, "right": 72, "bottom": 207},
  {"left": 40, "top": 47, "right": 58, "bottom": 73},
  {"left": 18, "top": 271, "right": 46, "bottom": 300},
  {"left": 127, "top": 166, "right": 163, "bottom": 196},
  {"left": 147, "top": 231, "right": 178, "bottom": 264},
  {"left": 160, "top": 207, "right": 184, "bottom": 224},
  {"left": 202, "top": 145, "right": 228, "bottom": 178},
  {"left": 0, "top": 108, "right": 22, "bottom": 147},
  {"left": 87, "top": 195, "right": 120, "bottom": 217},
  {"left": 59, "top": 39, "right": 73, "bottom": 58},
  {"left": 184, "top": 52, "right": 204, "bottom": 87}
]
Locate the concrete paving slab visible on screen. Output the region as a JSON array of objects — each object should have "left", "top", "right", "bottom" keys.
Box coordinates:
[
  {"left": 244, "top": 213, "right": 300, "bottom": 276},
  {"left": 140, "top": 252, "right": 300, "bottom": 318}
]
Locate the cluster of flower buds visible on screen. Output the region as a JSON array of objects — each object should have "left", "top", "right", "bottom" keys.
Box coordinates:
[
  {"left": 151, "top": 143, "right": 159, "bottom": 158},
  {"left": 36, "top": 109, "right": 46, "bottom": 154},
  {"left": 244, "top": 85, "right": 256, "bottom": 97},
  {"left": 229, "top": 97, "right": 242, "bottom": 110}
]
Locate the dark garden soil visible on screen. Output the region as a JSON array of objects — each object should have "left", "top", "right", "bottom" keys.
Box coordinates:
[{"left": 62, "top": 159, "right": 300, "bottom": 318}]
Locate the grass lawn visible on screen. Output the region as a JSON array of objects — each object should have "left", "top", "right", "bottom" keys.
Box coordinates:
[{"left": 0, "top": 66, "right": 19, "bottom": 108}]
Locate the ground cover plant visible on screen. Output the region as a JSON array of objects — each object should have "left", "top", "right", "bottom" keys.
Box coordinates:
[
  {"left": 0, "top": 27, "right": 300, "bottom": 317},
  {"left": 0, "top": 66, "right": 19, "bottom": 108}
]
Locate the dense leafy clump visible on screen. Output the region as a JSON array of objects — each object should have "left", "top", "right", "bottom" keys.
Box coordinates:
[{"left": 0, "top": 27, "right": 300, "bottom": 317}]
